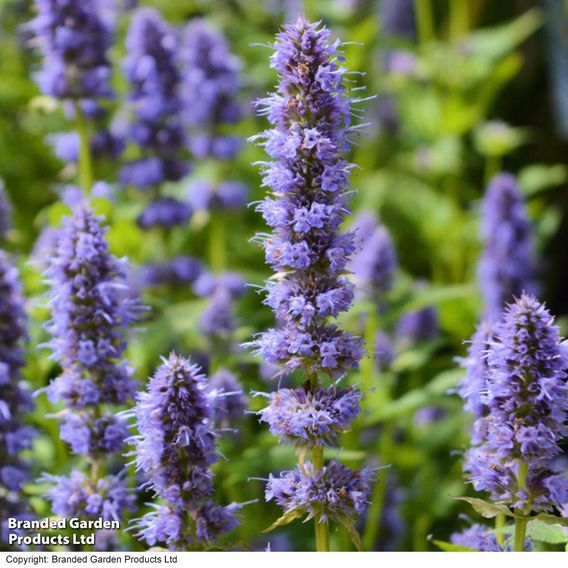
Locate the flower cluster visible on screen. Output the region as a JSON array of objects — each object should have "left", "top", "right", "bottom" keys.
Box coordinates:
[
  {"left": 120, "top": 8, "right": 188, "bottom": 190},
  {"left": 479, "top": 173, "right": 537, "bottom": 321},
  {"left": 396, "top": 305, "right": 439, "bottom": 345},
  {"left": 0, "top": 251, "right": 34, "bottom": 542},
  {"left": 28, "top": 0, "right": 113, "bottom": 100},
  {"left": 257, "top": 385, "right": 362, "bottom": 447},
  {"left": 195, "top": 272, "right": 246, "bottom": 350},
  {"left": 139, "top": 256, "right": 203, "bottom": 288},
  {"left": 249, "top": 18, "right": 372, "bottom": 539},
  {"left": 44, "top": 471, "right": 134, "bottom": 522},
  {"left": 450, "top": 523, "right": 531, "bottom": 552},
  {"left": 463, "top": 294, "right": 568, "bottom": 514},
  {"left": 44, "top": 203, "right": 137, "bottom": 520},
  {"left": 180, "top": 19, "right": 242, "bottom": 159},
  {"left": 186, "top": 181, "right": 248, "bottom": 213},
  {"left": 266, "top": 460, "right": 373, "bottom": 523},
  {"left": 131, "top": 354, "right": 238, "bottom": 550}
]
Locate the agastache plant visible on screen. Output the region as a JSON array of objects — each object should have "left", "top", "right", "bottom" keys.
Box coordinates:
[
  {"left": 28, "top": 0, "right": 115, "bottom": 193},
  {"left": 479, "top": 173, "right": 537, "bottom": 321},
  {"left": 0, "top": 182, "right": 12, "bottom": 242},
  {"left": 248, "top": 18, "right": 372, "bottom": 551},
  {"left": 461, "top": 294, "right": 568, "bottom": 551},
  {"left": 180, "top": 20, "right": 247, "bottom": 403},
  {"left": 121, "top": 8, "right": 195, "bottom": 286},
  {"left": 43, "top": 203, "right": 138, "bottom": 523},
  {"left": 0, "top": 251, "right": 35, "bottom": 546},
  {"left": 130, "top": 354, "right": 238, "bottom": 550}
]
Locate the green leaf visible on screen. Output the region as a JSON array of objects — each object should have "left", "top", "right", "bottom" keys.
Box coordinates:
[
  {"left": 263, "top": 509, "right": 304, "bottom": 533},
  {"left": 368, "top": 368, "right": 463, "bottom": 423},
  {"left": 525, "top": 520, "right": 568, "bottom": 544},
  {"left": 454, "top": 497, "right": 514, "bottom": 519},
  {"left": 336, "top": 516, "right": 363, "bottom": 551},
  {"left": 533, "top": 514, "right": 568, "bottom": 528},
  {"left": 518, "top": 164, "right": 568, "bottom": 196},
  {"left": 431, "top": 539, "right": 477, "bottom": 552}
]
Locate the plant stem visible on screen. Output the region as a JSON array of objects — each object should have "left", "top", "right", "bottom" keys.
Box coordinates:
[
  {"left": 449, "top": 0, "right": 468, "bottom": 42},
  {"left": 307, "top": 369, "right": 330, "bottom": 552},
  {"left": 74, "top": 102, "right": 94, "bottom": 196},
  {"left": 312, "top": 444, "right": 330, "bottom": 552},
  {"left": 495, "top": 513, "right": 506, "bottom": 546},
  {"left": 415, "top": 0, "right": 435, "bottom": 46},
  {"left": 209, "top": 212, "right": 226, "bottom": 273},
  {"left": 514, "top": 517, "right": 528, "bottom": 552},
  {"left": 484, "top": 155, "right": 501, "bottom": 185},
  {"left": 362, "top": 421, "right": 394, "bottom": 550},
  {"left": 514, "top": 461, "right": 529, "bottom": 552}
]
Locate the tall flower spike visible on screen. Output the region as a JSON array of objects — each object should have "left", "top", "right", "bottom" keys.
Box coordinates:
[
  {"left": 248, "top": 18, "right": 372, "bottom": 549},
  {"left": 464, "top": 294, "right": 568, "bottom": 515},
  {"left": 131, "top": 354, "right": 238, "bottom": 550},
  {"left": 180, "top": 19, "right": 243, "bottom": 160},
  {"left": 46, "top": 202, "right": 136, "bottom": 407},
  {"left": 479, "top": 173, "right": 537, "bottom": 321},
  {"left": 0, "top": 251, "right": 35, "bottom": 544},
  {"left": 28, "top": 0, "right": 113, "bottom": 100},
  {"left": 249, "top": 18, "right": 364, "bottom": 378},
  {"left": 120, "top": 8, "right": 189, "bottom": 190},
  {"left": 43, "top": 202, "right": 138, "bottom": 522}
]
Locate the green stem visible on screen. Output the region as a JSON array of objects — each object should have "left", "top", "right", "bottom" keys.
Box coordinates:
[
  {"left": 514, "top": 517, "right": 528, "bottom": 552},
  {"left": 362, "top": 421, "right": 394, "bottom": 550},
  {"left": 449, "top": 0, "right": 468, "bottom": 41},
  {"left": 308, "top": 370, "right": 330, "bottom": 552},
  {"left": 514, "top": 461, "right": 529, "bottom": 552},
  {"left": 495, "top": 513, "right": 506, "bottom": 546},
  {"left": 414, "top": 0, "right": 435, "bottom": 45},
  {"left": 312, "top": 444, "right": 330, "bottom": 552},
  {"left": 484, "top": 155, "right": 501, "bottom": 186},
  {"left": 209, "top": 212, "right": 226, "bottom": 273},
  {"left": 74, "top": 102, "right": 94, "bottom": 195}
]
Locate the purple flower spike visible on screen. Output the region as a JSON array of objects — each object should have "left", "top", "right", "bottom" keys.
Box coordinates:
[
  {"left": 249, "top": 18, "right": 370, "bottom": 541},
  {"left": 45, "top": 203, "right": 137, "bottom": 407},
  {"left": 464, "top": 294, "right": 568, "bottom": 515},
  {"left": 43, "top": 203, "right": 139, "bottom": 523},
  {"left": 479, "top": 173, "right": 537, "bottom": 321},
  {"left": 248, "top": 18, "right": 364, "bottom": 377},
  {"left": 0, "top": 252, "right": 34, "bottom": 535},
  {"left": 28, "top": 0, "right": 114, "bottom": 100},
  {"left": 180, "top": 19, "right": 242, "bottom": 160},
  {"left": 131, "top": 354, "right": 238, "bottom": 549},
  {"left": 121, "top": 9, "right": 188, "bottom": 189}
]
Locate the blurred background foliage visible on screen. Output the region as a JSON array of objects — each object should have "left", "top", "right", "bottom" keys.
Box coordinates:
[{"left": 1, "top": 0, "right": 567, "bottom": 552}]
